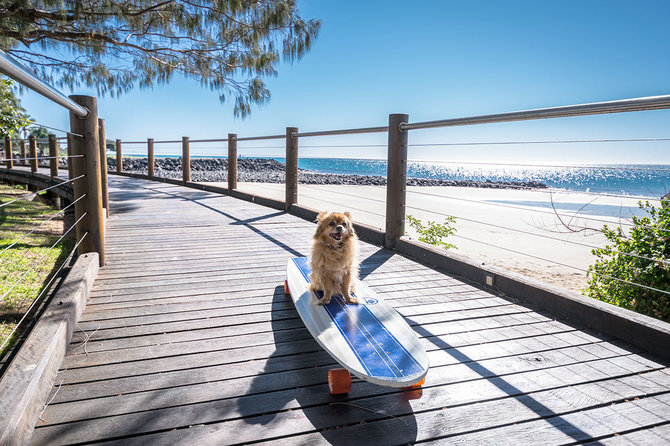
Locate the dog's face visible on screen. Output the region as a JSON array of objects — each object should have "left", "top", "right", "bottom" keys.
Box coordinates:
[{"left": 314, "top": 211, "right": 356, "bottom": 244}]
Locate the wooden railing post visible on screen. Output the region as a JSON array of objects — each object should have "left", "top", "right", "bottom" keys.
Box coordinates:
[
  {"left": 20, "top": 140, "right": 26, "bottom": 166},
  {"left": 285, "top": 127, "right": 298, "bottom": 211},
  {"left": 384, "top": 113, "right": 409, "bottom": 249},
  {"left": 227, "top": 133, "right": 237, "bottom": 194},
  {"left": 69, "top": 95, "right": 105, "bottom": 266},
  {"left": 48, "top": 134, "right": 58, "bottom": 178},
  {"left": 28, "top": 134, "right": 38, "bottom": 173},
  {"left": 182, "top": 136, "right": 190, "bottom": 183},
  {"left": 4, "top": 136, "right": 12, "bottom": 169},
  {"left": 98, "top": 118, "right": 109, "bottom": 218},
  {"left": 115, "top": 139, "right": 122, "bottom": 173},
  {"left": 66, "top": 134, "right": 73, "bottom": 180},
  {"left": 47, "top": 134, "right": 60, "bottom": 207},
  {"left": 147, "top": 138, "right": 155, "bottom": 179}
]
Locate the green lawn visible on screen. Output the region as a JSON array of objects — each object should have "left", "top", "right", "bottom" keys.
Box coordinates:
[{"left": 0, "top": 183, "right": 75, "bottom": 357}]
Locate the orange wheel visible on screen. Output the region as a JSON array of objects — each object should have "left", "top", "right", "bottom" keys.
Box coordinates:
[
  {"left": 284, "top": 280, "right": 290, "bottom": 296},
  {"left": 328, "top": 368, "right": 351, "bottom": 394},
  {"left": 404, "top": 378, "right": 425, "bottom": 390}
]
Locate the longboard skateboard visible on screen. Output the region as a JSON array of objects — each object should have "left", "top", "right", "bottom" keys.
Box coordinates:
[{"left": 285, "top": 257, "right": 429, "bottom": 394}]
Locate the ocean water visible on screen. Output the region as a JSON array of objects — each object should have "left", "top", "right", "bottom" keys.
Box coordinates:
[
  {"left": 144, "top": 153, "right": 669, "bottom": 199},
  {"left": 281, "top": 158, "right": 669, "bottom": 199}
]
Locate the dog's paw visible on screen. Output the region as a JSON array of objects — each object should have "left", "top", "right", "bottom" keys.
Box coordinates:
[
  {"left": 345, "top": 296, "right": 359, "bottom": 305},
  {"left": 317, "top": 296, "right": 332, "bottom": 305}
]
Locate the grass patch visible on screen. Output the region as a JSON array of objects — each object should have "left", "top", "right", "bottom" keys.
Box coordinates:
[{"left": 0, "top": 183, "right": 75, "bottom": 357}]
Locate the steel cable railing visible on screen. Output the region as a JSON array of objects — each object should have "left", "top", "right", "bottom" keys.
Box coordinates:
[
  {"left": 2, "top": 155, "right": 83, "bottom": 164},
  {"left": 298, "top": 186, "right": 386, "bottom": 219},
  {"left": 0, "top": 175, "right": 85, "bottom": 209},
  {"left": 0, "top": 231, "right": 88, "bottom": 353},
  {"left": 447, "top": 232, "right": 670, "bottom": 297},
  {"left": 303, "top": 178, "right": 667, "bottom": 237},
  {"left": 2, "top": 135, "right": 77, "bottom": 175},
  {"left": 97, "top": 93, "right": 669, "bottom": 314},
  {"left": 1, "top": 49, "right": 106, "bottom": 367},
  {"left": 27, "top": 123, "right": 84, "bottom": 139},
  {"left": 0, "top": 194, "right": 86, "bottom": 258},
  {"left": 405, "top": 188, "right": 670, "bottom": 234},
  {"left": 299, "top": 181, "right": 668, "bottom": 271},
  {"left": 405, "top": 202, "right": 669, "bottom": 267},
  {"left": 0, "top": 211, "right": 86, "bottom": 304}
]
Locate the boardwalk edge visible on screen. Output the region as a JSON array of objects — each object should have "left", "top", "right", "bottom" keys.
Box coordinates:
[
  {"left": 0, "top": 253, "right": 98, "bottom": 446},
  {"left": 396, "top": 237, "right": 670, "bottom": 361}
]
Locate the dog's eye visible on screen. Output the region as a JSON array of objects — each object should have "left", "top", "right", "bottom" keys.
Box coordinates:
[
  {"left": 342, "top": 222, "right": 347, "bottom": 227},
  {"left": 329, "top": 221, "right": 335, "bottom": 226}
]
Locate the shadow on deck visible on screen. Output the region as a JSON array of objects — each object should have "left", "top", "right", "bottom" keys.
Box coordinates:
[{"left": 30, "top": 175, "right": 670, "bottom": 445}]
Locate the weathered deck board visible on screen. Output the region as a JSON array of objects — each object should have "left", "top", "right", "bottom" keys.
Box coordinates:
[{"left": 30, "top": 175, "right": 670, "bottom": 445}]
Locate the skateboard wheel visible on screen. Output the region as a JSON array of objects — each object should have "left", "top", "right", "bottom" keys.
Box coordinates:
[
  {"left": 404, "top": 378, "right": 425, "bottom": 390},
  {"left": 284, "top": 280, "right": 290, "bottom": 296},
  {"left": 328, "top": 368, "right": 351, "bottom": 394}
]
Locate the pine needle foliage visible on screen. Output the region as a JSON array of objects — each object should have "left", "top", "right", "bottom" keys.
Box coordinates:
[{"left": 0, "top": 0, "right": 321, "bottom": 116}]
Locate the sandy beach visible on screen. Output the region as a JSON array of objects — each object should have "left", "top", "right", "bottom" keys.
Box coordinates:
[{"left": 208, "top": 181, "right": 652, "bottom": 294}]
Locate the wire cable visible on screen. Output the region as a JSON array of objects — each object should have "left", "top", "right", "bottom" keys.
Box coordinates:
[
  {"left": 408, "top": 137, "right": 670, "bottom": 148},
  {"left": 406, "top": 203, "right": 670, "bottom": 267},
  {"left": 2, "top": 155, "right": 83, "bottom": 163},
  {"left": 0, "top": 194, "right": 87, "bottom": 258},
  {"left": 406, "top": 188, "right": 670, "bottom": 234},
  {"left": 0, "top": 175, "right": 85, "bottom": 209},
  {"left": 28, "top": 123, "right": 83, "bottom": 138},
  {"left": 538, "top": 187, "right": 669, "bottom": 203},
  {"left": 296, "top": 189, "right": 386, "bottom": 218},
  {"left": 300, "top": 184, "right": 387, "bottom": 204},
  {"left": 0, "top": 231, "right": 88, "bottom": 354},
  {"left": 448, "top": 232, "right": 670, "bottom": 296},
  {"left": 404, "top": 158, "right": 670, "bottom": 172},
  {"left": 0, "top": 212, "right": 86, "bottom": 302}
]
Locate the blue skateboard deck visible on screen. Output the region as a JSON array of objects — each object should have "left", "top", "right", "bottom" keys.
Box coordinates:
[{"left": 286, "top": 257, "right": 429, "bottom": 388}]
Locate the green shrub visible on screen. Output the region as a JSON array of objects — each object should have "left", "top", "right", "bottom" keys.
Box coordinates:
[
  {"left": 406, "top": 214, "right": 457, "bottom": 250},
  {"left": 585, "top": 200, "right": 670, "bottom": 321}
]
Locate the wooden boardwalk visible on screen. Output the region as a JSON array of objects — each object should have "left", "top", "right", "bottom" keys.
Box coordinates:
[{"left": 30, "top": 175, "right": 670, "bottom": 445}]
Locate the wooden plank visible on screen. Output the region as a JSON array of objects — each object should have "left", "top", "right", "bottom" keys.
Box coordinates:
[
  {"left": 32, "top": 362, "right": 670, "bottom": 445},
  {"left": 73, "top": 295, "right": 526, "bottom": 336},
  {"left": 28, "top": 174, "right": 670, "bottom": 445},
  {"left": 40, "top": 354, "right": 670, "bottom": 432},
  {"left": 69, "top": 311, "right": 553, "bottom": 356},
  {"left": 64, "top": 317, "right": 580, "bottom": 371},
  {"left": 56, "top": 337, "right": 323, "bottom": 384},
  {"left": 57, "top": 321, "right": 620, "bottom": 388},
  {"left": 583, "top": 423, "right": 670, "bottom": 445}
]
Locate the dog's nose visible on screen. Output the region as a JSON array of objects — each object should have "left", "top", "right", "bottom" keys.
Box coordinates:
[{"left": 336, "top": 225, "right": 344, "bottom": 233}]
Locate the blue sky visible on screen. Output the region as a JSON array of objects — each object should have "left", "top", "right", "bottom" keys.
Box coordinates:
[{"left": 17, "top": 0, "right": 670, "bottom": 163}]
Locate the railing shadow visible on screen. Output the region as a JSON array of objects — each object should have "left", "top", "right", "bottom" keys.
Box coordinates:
[
  {"left": 130, "top": 181, "right": 307, "bottom": 257},
  {"left": 404, "top": 314, "right": 602, "bottom": 443}
]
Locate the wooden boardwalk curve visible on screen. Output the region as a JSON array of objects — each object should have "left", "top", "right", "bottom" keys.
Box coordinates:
[{"left": 30, "top": 175, "right": 670, "bottom": 445}]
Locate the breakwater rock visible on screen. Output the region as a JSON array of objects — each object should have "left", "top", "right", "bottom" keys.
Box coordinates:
[{"left": 107, "top": 157, "right": 547, "bottom": 189}]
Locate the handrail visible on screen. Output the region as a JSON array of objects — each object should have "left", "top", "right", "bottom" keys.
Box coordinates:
[
  {"left": 123, "top": 138, "right": 231, "bottom": 144},
  {"left": 294, "top": 125, "right": 389, "bottom": 138},
  {"left": 0, "top": 50, "right": 88, "bottom": 118},
  {"left": 236, "top": 134, "right": 285, "bottom": 142},
  {"left": 400, "top": 94, "right": 670, "bottom": 131}
]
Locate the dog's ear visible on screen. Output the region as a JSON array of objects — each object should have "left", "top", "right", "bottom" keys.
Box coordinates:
[
  {"left": 344, "top": 211, "right": 351, "bottom": 219},
  {"left": 316, "top": 211, "right": 328, "bottom": 222}
]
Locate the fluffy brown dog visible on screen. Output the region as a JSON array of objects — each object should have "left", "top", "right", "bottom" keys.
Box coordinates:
[{"left": 309, "top": 211, "right": 359, "bottom": 305}]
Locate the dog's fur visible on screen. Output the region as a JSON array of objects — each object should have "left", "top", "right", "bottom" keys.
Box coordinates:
[{"left": 309, "top": 211, "right": 359, "bottom": 305}]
